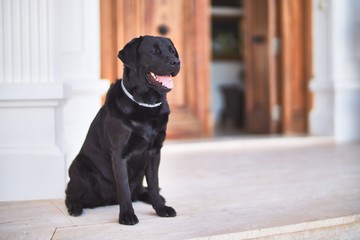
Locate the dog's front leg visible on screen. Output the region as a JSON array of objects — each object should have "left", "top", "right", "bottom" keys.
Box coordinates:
[
  {"left": 111, "top": 150, "right": 139, "bottom": 225},
  {"left": 146, "top": 153, "right": 176, "bottom": 217}
]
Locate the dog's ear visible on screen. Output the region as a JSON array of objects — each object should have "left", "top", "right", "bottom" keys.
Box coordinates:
[{"left": 118, "top": 36, "right": 143, "bottom": 69}]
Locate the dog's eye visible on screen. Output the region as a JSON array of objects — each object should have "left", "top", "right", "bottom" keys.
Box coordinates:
[
  {"left": 153, "top": 45, "right": 161, "bottom": 55},
  {"left": 169, "top": 47, "right": 175, "bottom": 55}
]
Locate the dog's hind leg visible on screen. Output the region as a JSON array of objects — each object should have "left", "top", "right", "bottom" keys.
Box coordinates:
[
  {"left": 129, "top": 171, "right": 148, "bottom": 203},
  {"left": 65, "top": 181, "right": 83, "bottom": 217},
  {"left": 65, "top": 156, "right": 89, "bottom": 216}
]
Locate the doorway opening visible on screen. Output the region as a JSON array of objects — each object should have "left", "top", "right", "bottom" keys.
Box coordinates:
[
  {"left": 211, "top": 0, "right": 246, "bottom": 136},
  {"left": 100, "top": 0, "right": 312, "bottom": 139}
]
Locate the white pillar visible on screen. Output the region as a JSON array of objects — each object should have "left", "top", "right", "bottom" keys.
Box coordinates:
[
  {"left": 0, "top": 0, "right": 108, "bottom": 200},
  {"left": 311, "top": 0, "right": 360, "bottom": 143},
  {"left": 0, "top": 0, "right": 66, "bottom": 200},
  {"left": 331, "top": 0, "right": 360, "bottom": 143}
]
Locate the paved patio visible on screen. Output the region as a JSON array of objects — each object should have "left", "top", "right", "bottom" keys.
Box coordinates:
[{"left": 1, "top": 137, "right": 360, "bottom": 239}]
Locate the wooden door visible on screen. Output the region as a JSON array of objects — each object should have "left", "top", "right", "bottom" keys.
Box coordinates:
[
  {"left": 100, "top": 0, "right": 212, "bottom": 139},
  {"left": 244, "top": 0, "right": 279, "bottom": 133},
  {"left": 244, "top": 0, "right": 312, "bottom": 134}
]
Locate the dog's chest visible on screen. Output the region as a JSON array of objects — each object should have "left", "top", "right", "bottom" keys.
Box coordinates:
[{"left": 130, "top": 116, "right": 166, "bottom": 146}]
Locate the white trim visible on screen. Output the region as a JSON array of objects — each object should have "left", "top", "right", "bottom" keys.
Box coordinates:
[
  {"left": 0, "top": 82, "right": 64, "bottom": 100},
  {"left": 0, "top": 100, "right": 62, "bottom": 108},
  {"left": 334, "top": 81, "right": 360, "bottom": 91},
  {"left": 309, "top": 79, "right": 334, "bottom": 92}
]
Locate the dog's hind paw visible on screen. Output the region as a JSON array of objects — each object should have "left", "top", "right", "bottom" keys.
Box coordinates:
[
  {"left": 156, "top": 206, "right": 176, "bottom": 217},
  {"left": 119, "top": 211, "right": 139, "bottom": 225},
  {"left": 67, "top": 203, "right": 83, "bottom": 217}
]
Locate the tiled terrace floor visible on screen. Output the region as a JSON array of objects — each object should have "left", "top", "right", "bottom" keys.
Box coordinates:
[{"left": 1, "top": 137, "right": 360, "bottom": 239}]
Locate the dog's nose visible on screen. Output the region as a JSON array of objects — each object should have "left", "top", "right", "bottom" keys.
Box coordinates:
[{"left": 170, "top": 59, "right": 180, "bottom": 67}]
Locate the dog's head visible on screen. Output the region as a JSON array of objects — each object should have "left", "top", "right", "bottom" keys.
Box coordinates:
[{"left": 118, "top": 36, "right": 180, "bottom": 93}]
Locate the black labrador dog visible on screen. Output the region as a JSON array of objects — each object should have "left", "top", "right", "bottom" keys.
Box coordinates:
[{"left": 65, "top": 36, "right": 180, "bottom": 225}]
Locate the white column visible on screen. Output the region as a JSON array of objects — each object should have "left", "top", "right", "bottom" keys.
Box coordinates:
[
  {"left": 0, "top": 0, "right": 108, "bottom": 201},
  {"left": 310, "top": 0, "right": 360, "bottom": 143},
  {"left": 331, "top": 0, "right": 360, "bottom": 143},
  {"left": 0, "top": 0, "right": 65, "bottom": 200},
  {"left": 309, "top": 0, "right": 334, "bottom": 136}
]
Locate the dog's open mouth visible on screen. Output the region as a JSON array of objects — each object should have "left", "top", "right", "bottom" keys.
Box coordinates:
[{"left": 146, "top": 72, "right": 174, "bottom": 89}]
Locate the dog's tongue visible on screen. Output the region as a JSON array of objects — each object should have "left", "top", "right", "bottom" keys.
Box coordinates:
[{"left": 157, "top": 75, "right": 173, "bottom": 89}]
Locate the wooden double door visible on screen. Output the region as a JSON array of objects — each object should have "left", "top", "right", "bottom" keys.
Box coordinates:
[
  {"left": 101, "top": 0, "right": 211, "bottom": 139},
  {"left": 100, "top": 0, "right": 312, "bottom": 138}
]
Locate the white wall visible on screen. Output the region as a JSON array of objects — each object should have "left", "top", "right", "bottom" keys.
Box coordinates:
[{"left": 53, "top": 0, "right": 108, "bottom": 170}]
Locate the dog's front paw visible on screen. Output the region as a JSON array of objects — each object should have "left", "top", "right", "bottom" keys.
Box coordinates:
[
  {"left": 156, "top": 206, "right": 176, "bottom": 217},
  {"left": 119, "top": 211, "right": 139, "bottom": 225}
]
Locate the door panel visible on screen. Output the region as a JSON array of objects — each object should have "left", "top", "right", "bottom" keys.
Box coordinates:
[
  {"left": 100, "top": 0, "right": 212, "bottom": 139},
  {"left": 279, "top": 0, "right": 312, "bottom": 133},
  {"left": 245, "top": 0, "right": 312, "bottom": 134},
  {"left": 244, "top": 0, "right": 278, "bottom": 133}
]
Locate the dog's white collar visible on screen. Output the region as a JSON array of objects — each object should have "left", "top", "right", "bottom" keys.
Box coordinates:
[{"left": 121, "top": 80, "right": 162, "bottom": 108}]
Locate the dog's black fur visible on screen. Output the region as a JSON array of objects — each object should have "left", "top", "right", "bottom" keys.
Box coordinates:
[{"left": 65, "top": 36, "right": 180, "bottom": 225}]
